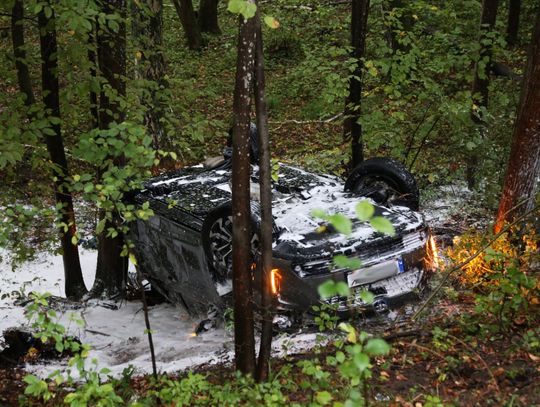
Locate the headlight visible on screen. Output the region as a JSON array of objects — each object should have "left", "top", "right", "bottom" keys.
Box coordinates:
[
  {"left": 270, "top": 268, "right": 282, "bottom": 295},
  {"left": 426, "top": 235, "right": 440, "bottom": 270}
]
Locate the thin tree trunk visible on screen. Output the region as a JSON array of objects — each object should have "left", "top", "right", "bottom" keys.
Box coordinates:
[
  {"left": 93, "top": 0, "right": 128, "bottom": 297},
  {"left": 467, "top": 0, "right": 499, "bottom": 190},
  {"left": 253, "top": 9, "right": 272, "bottom": 383},
  {"left": 506, "top": 0, "right": 520, "bottom": 47},
  {"left": 172, "top": 0, "right": 203, "bottom": 50},
  {"left": 231, "top": 7, "right": 257, "bottom": 376},
  {"left": 11, "top": 0, "right": 34, "bottom": 107},
  {"left": 199, "top": 0, "right": 220, "bottom": 34},
  {"left": 38, "top": 3, "right": 87, "bottom": 299},
  {"left": 133, "top": 0, "right": 171, "bottom": 151},
  {"left": 344, "top": 0, "right": 369, "bottom": 170},
  {"left": 472, "top": 0, "right": 499, "bottom": 109},
  {"left": 495, "top": 9, "right": 540, "bottom": 232},
  {"left": 386, "top": 0, "right": 413, "bottom": 52},
  {"left": 88, "top": 23, "right": 99, "bottom": 129}
]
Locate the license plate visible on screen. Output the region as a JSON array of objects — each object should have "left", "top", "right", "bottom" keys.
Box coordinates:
[{"left": 347, "top": 257, "right": 403, "bottom": 288}]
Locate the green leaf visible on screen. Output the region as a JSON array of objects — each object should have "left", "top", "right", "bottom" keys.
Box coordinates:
[
  {"left": 264, "top": 15, "right": 280, "bottom": 29},
  {"left": 335, "top": 282, "right": 350, "bottom": 297},
  {"left": 55, "top": 341, "right": 64, "bottom": 353},
  {"left": 333, "top": 255, "right": 362, "bottom": 270},
  {"left": 96, "top": 219, "right": 106, "bottom": 235},
  {"left": 359, "top": 290, "right": 375, "bottom": 304},
  {"left": 328, "top": 214, "right": 352, "bottom": 235},
  {"left": 353, "top": 352, "right": 370, "bottom": 371},
  {"left": 336, "top": 351, "right": 345, "bottom": 363},
  {"left": 355, "top": 200, "right": 374, "bottom": 221},
  {"left": 369, "top": 216, "right": 395, "bottom": 236},
  {"left": 318, "top": 280, "right": 336, "bottom": 299},
  {"left": 227, "top": 0, "right": 256, "bottom": 19},
  {"left": 316, "top": 391, "right": 332, "bottom": 405},
  {"left": 338, "top": 322, "right": 357, "bottom": 343},
  {"left": 365, "top": 338, "right": 391, "bottom": 355},
  {"left": 23, "top": 375, "right": 38, "bottom": 385},
  {"left": 129, "top": 253, "right": 138, "bottom": 266},
  {"left": 311, "top": 208, "right": 328, "bottom": 220},
  {"left": 242, "top": 2, "right": 257, "bottom": 19}
]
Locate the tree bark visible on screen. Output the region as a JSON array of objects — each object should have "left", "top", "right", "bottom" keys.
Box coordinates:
[
  {"left": 88, "top": 23, "right": 99, "bottom": 129},
  {"left": 506, "top": 0, "right": 520, "bottom": 47},
  {"left": 472, "top": 0, "right": 499, "bottom": 110},
  {"left": 344, "top": 0, "right": 369, "bottom": 170},
  {"left": 386, "top": 0, "right": 413, "bottom": 52},
  {"left": 11, "top": 0, "right": 34, "bottom": 107},
  {"left": 495, "top": 9, "right": 540, "bottom": 232},
  {"left": 467, "top": 0, "right": 499, "bottom": 190},
  {"left": 172, "top": 0, "right": 203, "bottom": 50},
  {"left": 38, "top": 2, "right": 87, "bottom": 299},
  {"left": 132, "top": 0, "right": 171, "bottom": 151},
  {"left": 199, "top": 0, "right": 220, "bottom": 34},
  {"left": 253, "top": 9, "right": 272, "bottom": 383},
  {"left": 231, "top": 8, "right": 257, "bottom": 376},
  {"left": 93, "top": 0, "right": 128, "bottom": 297}
]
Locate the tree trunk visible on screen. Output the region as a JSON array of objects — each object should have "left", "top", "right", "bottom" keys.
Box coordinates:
[
  {"left": 199, "top": 0, "right": 220, "bottom": 34},
  {"left": 472, "top": 0, "right": 499, "bottom": 110},
  {"left": 344, "top": 0, "right": 370, "bottom": 170},
  {"left": 495, "top": 9, "right": 540, "bottom": 232},
  {"left": 172, "top": 0, "right": 203, "bottom": 50},
  {"left": 506, "top": 0, "right": 520, "bottom": 47},
  {"left": 132, "top": 0, "right": 171, "bottom": 151},
  {"left": 231, "top": 8, "right": 257, "bottom": 376},
  {"left": 253, "top": 9, "right": 272, "bottom": 383},
  {"left": 38, "top": 2, "right": 87, "bottom": 299},
  {"left": 386, "top": 0, "right": 413, "bottom": 52},
  {"left": 11, "top": 0, "right": 34, "bottom": 106},
  {"left": 93, "top": 0, "right": 128, "bottom": 297},
  {"left": 88, "top": 23, "right": 99, "bottom": 129},
  {"left": 467, "top": 0, "right": 499, "bottom": 190}
]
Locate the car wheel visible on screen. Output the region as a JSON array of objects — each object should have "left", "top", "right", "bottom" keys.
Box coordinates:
[
  {"left": 344, "top": 157, "right": 420, "bottom": 210},
  {"left": 202, "top": 204, "right": 260, "bottom": 293}
]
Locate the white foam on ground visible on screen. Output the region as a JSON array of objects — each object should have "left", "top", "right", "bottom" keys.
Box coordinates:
[{"left": 0, "top": 249, "right": 322, "bottom": 378}]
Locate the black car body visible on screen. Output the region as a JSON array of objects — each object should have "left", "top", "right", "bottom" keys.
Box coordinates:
[{"left": 130, "top": 156, "right": 438, "bottom": 316}]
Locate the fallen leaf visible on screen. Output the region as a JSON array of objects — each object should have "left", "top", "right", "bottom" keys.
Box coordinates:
[
  {"left": 528, "top": 353, "right": 540, "bottom": 362},
  {"left": 396, "top": 373, "right": 408, "bottom": 381},
  {"left": 494, "top": 367, "right": 505, "bottom": 377}
]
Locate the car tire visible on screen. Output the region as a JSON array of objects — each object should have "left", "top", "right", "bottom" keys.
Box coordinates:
[
  {"left": 201, "top": 203, "right": 260, "bottom": 287},
  {"left": 344, "top": 157, "right": 420, "bottom": 210}
]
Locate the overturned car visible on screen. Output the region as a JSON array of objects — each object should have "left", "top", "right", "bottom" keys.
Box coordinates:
[{"left": 130, "top": 142, "right": 438, "bottom": 316}]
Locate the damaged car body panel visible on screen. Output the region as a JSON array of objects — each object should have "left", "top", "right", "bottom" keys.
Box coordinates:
[{"left": 130, "top": 159, "right": 437, "bottom": 316}]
